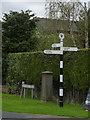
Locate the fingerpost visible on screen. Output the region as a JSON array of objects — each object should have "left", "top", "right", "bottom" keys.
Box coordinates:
[{"left": 44, "top": 33, "right": 78, "bottom": 107}]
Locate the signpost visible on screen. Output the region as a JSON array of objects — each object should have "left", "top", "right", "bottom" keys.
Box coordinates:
[
  {"left": 44, "top": 33, "right": 78, "bottom": 107},
  {"left": 44, "top": 50, "right": 63, "bottom": 54},
  {"left": 63, "top": 47, "right": 78, "bottom": 51},
  {"left": 52, "top": 43, "right": 62, "bottom": 48},
  {"left": 22, "top": 82, "right": 34, "bottom": 99}
]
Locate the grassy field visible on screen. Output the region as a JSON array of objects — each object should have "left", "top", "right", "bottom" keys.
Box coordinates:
[{"left": 2, "top": 93, "right": 89, "bottom": 118}]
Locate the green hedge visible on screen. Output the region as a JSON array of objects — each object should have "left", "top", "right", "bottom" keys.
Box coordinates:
[
  {"left": 63, "top": 49, "right": 90, "bottom": 103},
  {"left": 6, "top": 49, "right": 90, "bottom": 102},
  {"left": 6, "top": 51, "right": 59, "bottom": 94},
  {"left": 64, "top": 50, "right": 89, "bottom": 91}
]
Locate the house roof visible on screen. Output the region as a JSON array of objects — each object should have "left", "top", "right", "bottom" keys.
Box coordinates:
[{"left": 36, "top": 18, "right": 78, "bottom": 33}]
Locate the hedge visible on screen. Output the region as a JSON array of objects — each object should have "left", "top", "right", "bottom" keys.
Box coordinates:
[
  {"left": 6, "top": 49, "right": 90, "bottom": 103},
  {"left": 6, "top": 51, "right": 59, "bottom": 94}
]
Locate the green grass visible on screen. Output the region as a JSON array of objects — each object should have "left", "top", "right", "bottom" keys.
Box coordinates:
[
  {"left": 2, "top": 93, "right": 89, "bottom": 118},
  {"left": 0, "top": 92, "right": 2, "bottom": 110}
]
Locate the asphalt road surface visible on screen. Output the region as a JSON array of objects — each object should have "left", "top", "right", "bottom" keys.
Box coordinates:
[{"left": 0, "top": 111, "right": 89, "bottom": 120}]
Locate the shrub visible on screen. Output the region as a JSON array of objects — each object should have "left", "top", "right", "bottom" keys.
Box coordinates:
[{"left": 6, "top": 49, "right": 90, "bottom": 103}]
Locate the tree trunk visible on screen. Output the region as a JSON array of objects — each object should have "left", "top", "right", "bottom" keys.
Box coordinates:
[
  {"left": 84, "top": 2, "right": 89, "bottom": 49},
  {"left": 20, "top": 87, "right": 23, "bottom": 98},
  {"left": 69, "top": 19, "right": 76, "bottom": 47}
]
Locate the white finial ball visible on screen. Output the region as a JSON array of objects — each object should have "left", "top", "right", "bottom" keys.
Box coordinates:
[{"left": 22, "top": 81, "right": 24, "bottom": 85}]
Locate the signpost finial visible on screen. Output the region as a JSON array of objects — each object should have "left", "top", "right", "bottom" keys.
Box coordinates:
[{"left": 59, "top": 33, "right": 64, "bottom": 40}]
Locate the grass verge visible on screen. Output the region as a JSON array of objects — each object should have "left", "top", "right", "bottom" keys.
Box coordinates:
[{"left": 2, "top": 93, "right": 89, "bottom": 118}]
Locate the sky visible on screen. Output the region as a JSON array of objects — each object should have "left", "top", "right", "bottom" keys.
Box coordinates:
[
  {"left": 0, "top": 0, "right": 46, "bottom": 19},
  {"left": 0, "top": 0, "right": 90, "bottom": 20}
]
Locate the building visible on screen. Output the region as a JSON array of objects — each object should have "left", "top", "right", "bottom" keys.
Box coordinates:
[{"left": 36, "top": 18, "right": 78, "bottom": 34}]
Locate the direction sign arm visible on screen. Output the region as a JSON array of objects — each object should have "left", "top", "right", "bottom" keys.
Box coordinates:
[{"left": 52, "top": 43, "right": 61, "bottom": 48}]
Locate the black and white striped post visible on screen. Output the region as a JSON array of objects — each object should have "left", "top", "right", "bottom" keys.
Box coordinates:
[
  {"left": 44, "top": 33, "right": 78, "bottom": 108},
  {"left": 59, "top": 33, "right": 64, "bottom": 107}
]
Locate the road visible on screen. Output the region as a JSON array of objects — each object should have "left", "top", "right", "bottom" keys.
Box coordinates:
[
  {"left": 0, "top": 111, "right": 89, "bottom": 120},
  {"left": 1, "top": 111, "right": 68, "bottom": 119}
]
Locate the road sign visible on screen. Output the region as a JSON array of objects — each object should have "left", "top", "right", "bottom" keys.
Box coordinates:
[
  {"left": 63, "top": 47, "right": 78, "bottom": 51},
  {"left": 52, "top": 43, "right": 61, "bottom": 48},
  {"left": 44, "top": 33, "right": 78, "bottom": 108},
  {"left": 22, "top": 84, "right": 34, "bottom": 89},
  {"left": 44, "top": 50, "right": 62, "bottom": 54}
]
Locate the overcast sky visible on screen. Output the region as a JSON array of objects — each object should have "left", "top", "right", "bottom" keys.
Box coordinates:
[{"left": 0, "top": 0, "right": 90, "bottom": 20}]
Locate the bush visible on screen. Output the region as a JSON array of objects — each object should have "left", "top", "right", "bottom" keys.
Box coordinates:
[
  {"left": 6, "top": 51, "right": 59, "bottom": 95},
  {"left": 6, "top": 49, "right": 90, "bottom": 103}
]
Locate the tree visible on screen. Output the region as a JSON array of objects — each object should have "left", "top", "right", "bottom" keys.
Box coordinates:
[
  {"left": 45, "top": 1, "right": 82, "bottom": 46},
  {"left": 88, "top": 8, "right": 90, "bottom": 48},
  {"left": 0, "top": 20, "right": 2, "bottom": 85},
  {"left": 2, "top": 10, "right": 38, "bottom": 84},
  {"left": 2, "top": 10, "right": 38, "bottom": 53},
  {"left": 78, "top": 2, "right": 89, "bottom": 49},
  {"left": 45, "top": 0, "right": 89, "bottom": 48}
]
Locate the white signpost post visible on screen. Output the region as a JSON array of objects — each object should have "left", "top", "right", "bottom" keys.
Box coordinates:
[{"left": 44, "top": 33, "right": 78, "bottom": 107}]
